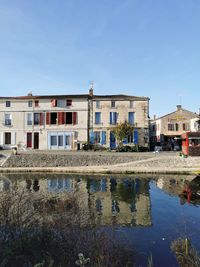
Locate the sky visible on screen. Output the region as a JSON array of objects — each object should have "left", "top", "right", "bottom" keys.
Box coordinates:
[{"left": 0, "top": 0, "right": 200, "bottom": 118}]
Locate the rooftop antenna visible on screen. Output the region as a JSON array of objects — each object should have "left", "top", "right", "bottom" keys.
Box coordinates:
[
  {"left": 90, "top": 80, "right": 94, "bottom": 90},
  {"left": 179, "top": 94, "right": 182, "bottom": 105}
]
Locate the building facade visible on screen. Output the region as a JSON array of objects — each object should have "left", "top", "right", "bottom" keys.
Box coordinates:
[
  {"left": 0, "top": 94, "right": 88, "bottom": 150},
  {"left": 150, "top": 105, "right": 200, "bottom": 150},
  {"left": 0, "top": 90, "right": 150, "bottom": 150},
  {"left": 89, "top": 90, "right": 150, "bottom": 148}
]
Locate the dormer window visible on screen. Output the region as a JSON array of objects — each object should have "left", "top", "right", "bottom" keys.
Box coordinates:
[
  {"left": 35, "top": 100, "right": 39, "bottom": 107},
  {"left": 6, "top": 101, "right": 11, "bottom": 107},
  {"left": 130, "top": 100, "right": 134, "bottom": 108},
  {"left": 28, "top": 101, "right": 33, "bottom": 107},
  {"left": 66, "top": 99, "right": 72, "bottom": 107},
  {"left": 111, "top": 101, "right": 115, "bottom": 108},
  {"left": 51, "top": 99, "right": 57, "bottom": 107}
]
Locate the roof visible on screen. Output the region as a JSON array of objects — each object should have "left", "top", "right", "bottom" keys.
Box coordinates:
[
  {"left": 0, "top": 94, "right": 89, "bottom": 100},
  {"left": 93, "top": 94, "right": 149, "bottom": 101},
  {"left": 152, "top": 108, "right": 200, "bottom": 121},
  {"left": 0, "top": 93, "right": 149, "bottom": 101}
]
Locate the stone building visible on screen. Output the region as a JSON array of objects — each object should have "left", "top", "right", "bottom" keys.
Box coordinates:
[
  {"left": 0, "top": 89, "right": 150, "bottom": 150},
  {"left": 89, "top": 89, "right": 150, "bottom": 148},
  {"left": 150, "top": 105, "right": 200, "bottom": 150}
]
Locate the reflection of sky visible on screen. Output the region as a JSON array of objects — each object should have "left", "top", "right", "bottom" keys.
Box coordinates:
[{"left": 48, "top": 178, "right": 73, "bottom": 192}]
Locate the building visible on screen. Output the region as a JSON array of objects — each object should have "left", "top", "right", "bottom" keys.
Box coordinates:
[
  {"left": 150, "top": 105, "right": 200, "bottom": 150},
  {"left": 0, "top": 93, "right": 88, "bottom": 150},
  {"left": 0, "top": 89, "right": 150, "bottom": 150},
  {"left": 89, "top": 89, "right": 150, "bottom": 148}
]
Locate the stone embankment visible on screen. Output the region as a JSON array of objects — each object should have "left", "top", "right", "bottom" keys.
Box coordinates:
[
  {"left": 2, "top": 152, "right": 151, "bottom": 168},
  {"left": 0, "top": 150, "right": 200, "bottom": 174}
]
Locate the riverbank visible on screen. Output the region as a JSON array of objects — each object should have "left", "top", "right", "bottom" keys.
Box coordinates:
[{"left": 0, "top": 150, "right": 200, "bottom": 174}]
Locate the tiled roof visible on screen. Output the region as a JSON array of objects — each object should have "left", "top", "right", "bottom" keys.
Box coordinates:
[{"left": 0, "top": 94, "right": 149, "bottom": 101}]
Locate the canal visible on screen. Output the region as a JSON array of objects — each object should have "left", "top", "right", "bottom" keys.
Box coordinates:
[{"left": 0, "top": 173, "right": 200, "bottom": 267}]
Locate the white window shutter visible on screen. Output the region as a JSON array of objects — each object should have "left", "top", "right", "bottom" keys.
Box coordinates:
[
  {"left": 0, "top": 132, "right": 3, "bottom": 145},
  {"left": 11, "top": 132, "right": 16, "bottom": 145}
]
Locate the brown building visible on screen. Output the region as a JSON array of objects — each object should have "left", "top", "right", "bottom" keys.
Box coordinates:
[{"left": 150, "top": 105, "right": 200, "bottom": 151}]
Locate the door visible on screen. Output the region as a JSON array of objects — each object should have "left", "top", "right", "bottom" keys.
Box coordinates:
[
  {"left": 65, "top": 134, "right": 72, "bottom": 150},
  {"left": 27, "top": 133, "right": 32, "bottom": 148},
  {"left": 34, "top": 132, "right": 39, "bottom": 149},
  {"left": 110, "top": 132, "right": 116, "bottom": 149}
]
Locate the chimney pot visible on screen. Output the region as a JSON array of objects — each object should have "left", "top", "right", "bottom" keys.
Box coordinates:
[{"left": 176, "top": 105, "right": 182, "bottom": 111}]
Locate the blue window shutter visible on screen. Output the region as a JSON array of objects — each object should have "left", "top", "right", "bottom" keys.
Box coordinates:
[
  {"left": 101, "top": 131, "right": 106, "bottom": 145},
  {"left": 128, "top": 112, "right": 134, "bottom": 124},
  {"left": 90, "top": 131, "right": 94, "bottom": 144},
  {"left": 134, "top": 130, "right": 138, "bottom": 144},
  {"left": 95, "top": 112, "right": 101, "bottom": 124},
  {"left": 110, "top": 112, "right": 112, "bottom": 124},
  {"left": 114, "top": 112, "right": 117, "bottom": 124},
  {"left": 123, "top": 138, "right": 128, "bottom": 144}
]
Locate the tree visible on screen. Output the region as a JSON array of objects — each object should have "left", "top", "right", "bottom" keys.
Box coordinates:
[{"left": 112, "top": 121, "right": 134, "bottom": 146}]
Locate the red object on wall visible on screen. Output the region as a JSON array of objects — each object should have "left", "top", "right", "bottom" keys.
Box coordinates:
[
  {"left": 73, "top": 112, "right": 77, "bottom": 124},
  {"left": 40, "top": 113, "right": 44, "bottom": 125},
  {"left": 182, "top": 132, "right": 200, "bottom": 156},
  {"left": 46, "top": 112, "right": 50, "bottom": 125},
  {"left": 58, "top": 112, "right": 65, "bottom": 125}
]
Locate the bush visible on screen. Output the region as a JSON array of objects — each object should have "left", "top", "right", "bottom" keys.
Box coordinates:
[{"left": 116, "top": 145, "right": 149, "bottom": 152}]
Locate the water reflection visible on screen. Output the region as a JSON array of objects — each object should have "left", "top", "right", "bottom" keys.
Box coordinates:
[
  {"left": 0, "top": 173, "right": 199, "bottom": 227},
  {"left": 0, "top": 174, "right": 152, "bottom": 227},
  {"left": 179, "top": 175, "right": 200, "bottom": 205}
]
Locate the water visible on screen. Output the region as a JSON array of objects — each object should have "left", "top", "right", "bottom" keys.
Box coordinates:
[{"left": 0, "top": 173, "right": 200, "bottom": 267}]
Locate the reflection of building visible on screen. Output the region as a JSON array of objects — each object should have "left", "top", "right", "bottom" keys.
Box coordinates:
[
  {"left": 150, "top": 105, "right": 200, "bottom": 150},
  {"left": 0, "top": 175, "right": 152, "bottom": 227}
]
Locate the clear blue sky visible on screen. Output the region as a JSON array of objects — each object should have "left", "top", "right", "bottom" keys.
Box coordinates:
[{"left": 0, "top": 0, "right": 200, "bottom": 117}]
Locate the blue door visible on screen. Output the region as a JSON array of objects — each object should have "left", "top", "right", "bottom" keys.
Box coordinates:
[{"left": 110, "top": 132, "right": 116, "bottom": 149}]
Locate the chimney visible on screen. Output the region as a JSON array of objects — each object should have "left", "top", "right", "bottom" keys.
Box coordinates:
[
  {"left": 153, "top": 114, "right": 156, "bottom": 120},
  {"left": 89, "top": 81, "right": 94, "bottom": 97},
  {"left": 176, "top": 105, "right": 182, "bottom": 111},
  {"left": 27, "top": 91, "right": 32, "bottom": 96},
  {"left": 89, "top": 88, "right": 93, "bottom": 97}
]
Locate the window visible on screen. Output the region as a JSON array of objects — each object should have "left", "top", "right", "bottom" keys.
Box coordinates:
[
  {"left": 175, "top": 123, "right": 179, "bottom": 131},
  {"left": 28, "top": 101, "right": 33, "bottom": 107},
  {"left": 50, "top": 112, "right": 57, "bottom": 124},
  {"left": 65, "top": 135, "right": 71, "bottom": 145},
  {"left": 130, "top": 101, "right": 134, "bottom": 108},
  {"left": 110, "top": 112, "right": 117, "bottom": 125},
  {"left": 94, "top": 132, "right": 101, "bottom": 144},
  {"left": 66, "top": 99, "right": 72, "bottom": 107},
  {"left": 127, "top": 134, "right": 133, "bottom": 143},
  {"left": 95, "top": 112, "right": 101, "bottom": 124},
  {"left": 66, "top": 112, "right": 72, "bottom": 124},
  {"left": 168, "top": 124, "right": 175, "bottom": 131},
  {"left": 111, "top": 101, "right": 116, "bottom": 108},
  {"left": 35, "top": 100, "right": 39, "bottom": 107},
  {"left": 183, "top": 123, "right": 190, "bottom": 131},
  {"left": 50, "top": 136, "right": 57, "bottom": 146},
  {"left": 128, "top": 112, "right": 134, "bottom": 124},
  {"left": 58, "top": 136, "right": 63, "bottom": 146},
  {"left": 5, "top": 114, "right": 12, "bottom": 125},
  {"left": 27, "top": 113, "right": 33, "bottom": 125},
  {"left": 96, "top": 101, "right": 100, "bottom": 108},
  {"left": 34, "top": 113, "right": 40, "bottom": 125},
  {"left": 6, "top": 101, "right": 11, "bottom": 107},
  {"left": 51, "top": 99, "right": 57, "bottom": 107},
  {"left": 5, "top": 132, "right": 11, "bottom": 144}
]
